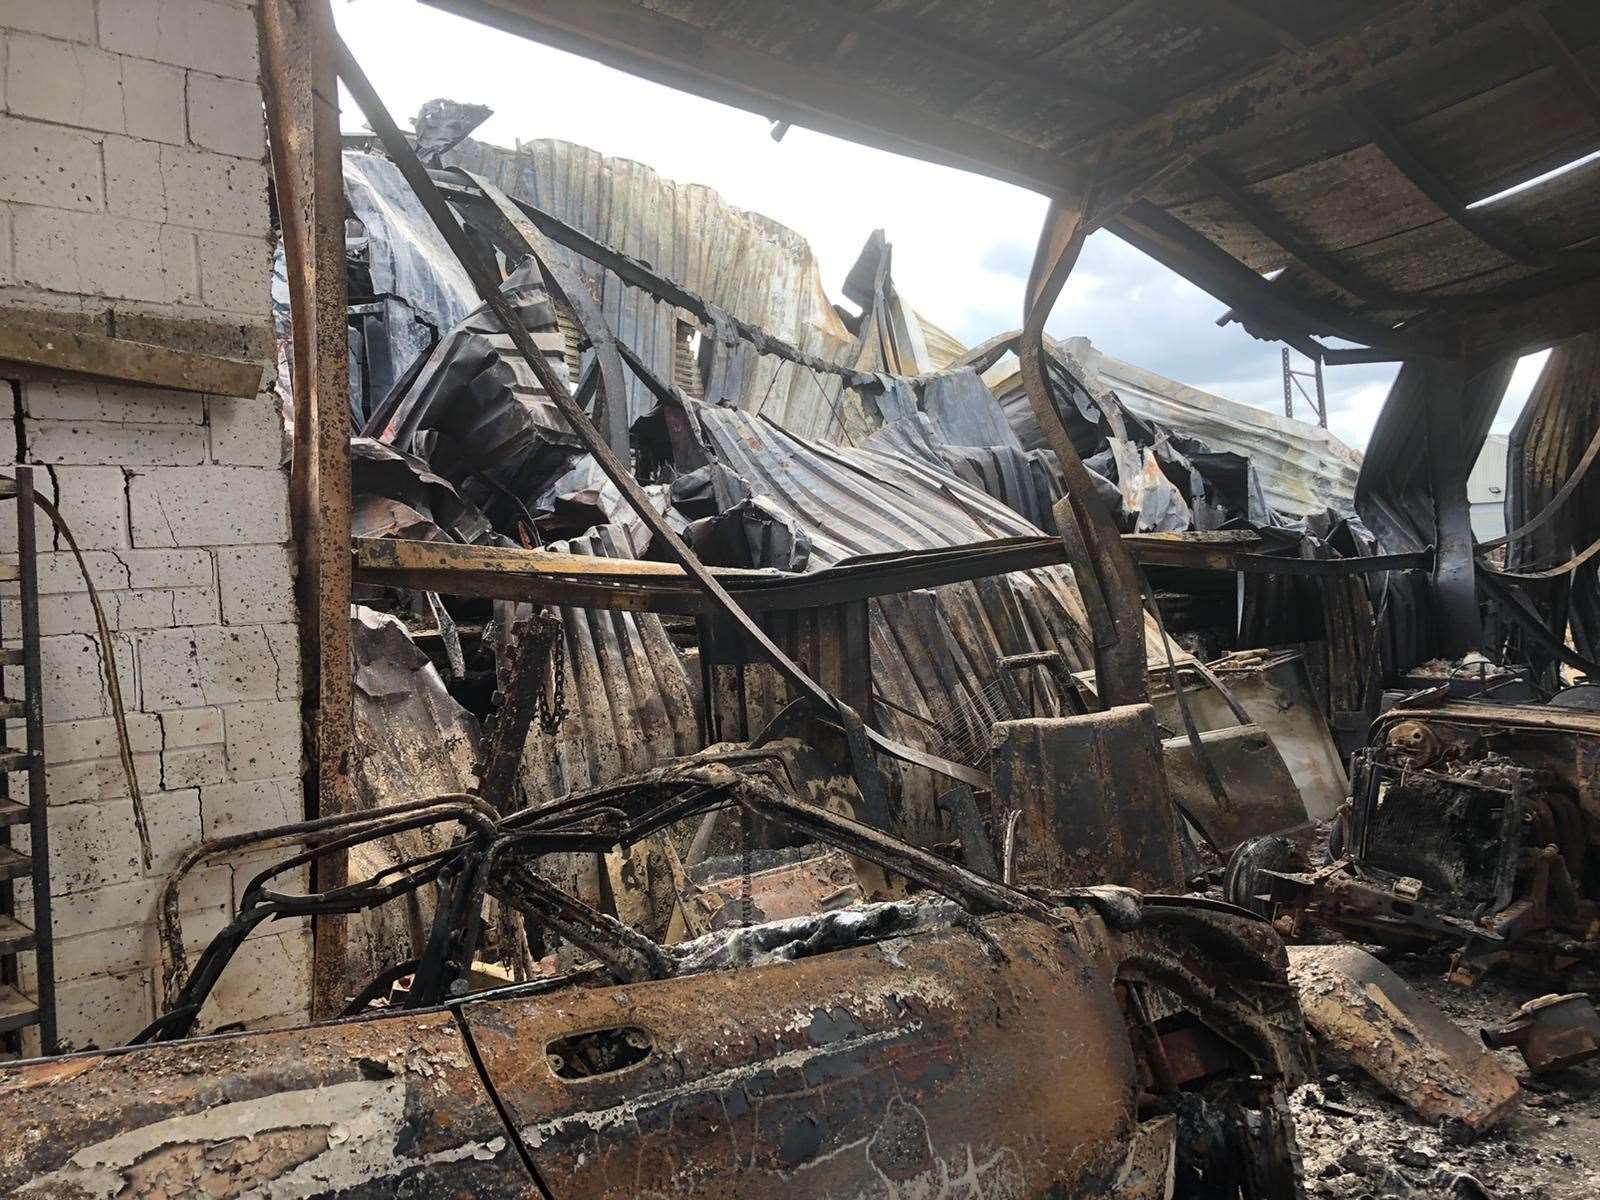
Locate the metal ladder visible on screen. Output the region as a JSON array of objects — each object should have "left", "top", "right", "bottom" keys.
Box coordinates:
[{"left": 0, "top": 467, "right": 54, "bottom": 1054}]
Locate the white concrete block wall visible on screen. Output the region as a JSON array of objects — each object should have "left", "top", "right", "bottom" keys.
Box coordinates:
[{"left": 0, "top": 0, "right": 308, "bottom": 1050}]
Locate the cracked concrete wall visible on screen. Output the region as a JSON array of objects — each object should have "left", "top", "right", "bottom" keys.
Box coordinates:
[{"left": 0, "top": 0, "right": 307, "bottom": 1050}]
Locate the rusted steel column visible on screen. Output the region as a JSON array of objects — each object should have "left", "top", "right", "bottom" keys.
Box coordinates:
[
  {"left": 1423, "top": 357, "right": 1481, "bottom": 655},
  {"left": 259, "top": 0, "right": 354, "bottom": 1019},
  {"left": 1019, "top": 197, "right": 1150, "bottom": 706}
]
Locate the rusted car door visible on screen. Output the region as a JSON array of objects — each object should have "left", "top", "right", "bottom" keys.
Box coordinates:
[
  {"left": 460, "top": 912, "right": 1142, "bottom": 1198},
  {"left": 0, "top": 1011, "right": 539, "bottom": 1198}
]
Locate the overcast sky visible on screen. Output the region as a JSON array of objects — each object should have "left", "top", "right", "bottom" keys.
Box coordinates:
[{"left": 336, "top": 0, "right": 1549, "bottom": 452}]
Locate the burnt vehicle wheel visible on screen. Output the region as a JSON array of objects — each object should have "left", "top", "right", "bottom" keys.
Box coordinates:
[{"left": 1223, "top": 836, "right": 1299, "bottom": 918}]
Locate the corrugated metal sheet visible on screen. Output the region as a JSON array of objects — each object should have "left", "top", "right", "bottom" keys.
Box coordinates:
[
  {"left": 444, "top": 137, "right": 864, "bottom": 440},
  {"left": 685, "top": 401, "right": 1169, "bottom": 842},
  {"left": 987, "top": 336, "right": 1364, "bottom": 518}
]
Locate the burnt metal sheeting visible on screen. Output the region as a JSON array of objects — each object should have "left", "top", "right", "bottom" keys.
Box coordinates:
[
  {"left": 672, "top": 400, "right": 1178, "bottom": 841},
  {"left": 445, "top": 136, "right": 863, "bottom": 440}
]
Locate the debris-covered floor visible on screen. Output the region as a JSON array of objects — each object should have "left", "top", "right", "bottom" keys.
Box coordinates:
[{"left": 1293, "top": 956, "right": 1600, "bottom": 1200}]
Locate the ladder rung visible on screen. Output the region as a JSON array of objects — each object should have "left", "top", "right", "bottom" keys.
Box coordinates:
[
  {"left": 0, "top": 846, "right": 31, "bottom": 881},
  {"left": 0, "top": 914, "right": 35, "bottom": 954},
  {"left": 0, "top": 564, "right": 18, "bottom": 583},
  {"left": 0, "top": 748, "right": 30, "bottom": 771},
  {"left": 0, "top": 478, "right": 15, "bottom": 499},
  {"left": 0, "top": 700, "right": 22, "bottom": 720},
  {"left": 0, "top": 984, "right": 38, "bottom": 1034},
  {"left": 0, "top": 650, "right": 23, "bottom": 667},
  {"left": 0, "top": 799, "right": 26, "bottom": 826}
]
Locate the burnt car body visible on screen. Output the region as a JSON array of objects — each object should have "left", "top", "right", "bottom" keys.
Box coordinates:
[
  {"left": 1244, "top": 701, "right": 1600, "bottom": 985},
  {"left": 0, "top": 748, "right": 1309, "bottom": 1199}
]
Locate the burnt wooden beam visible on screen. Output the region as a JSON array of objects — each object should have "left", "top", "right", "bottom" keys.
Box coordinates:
[
  {"left": 427, "top": 0, "right": 1085, "bottom": 195},
  {"left": 0, "top": 323, "right": 264, "bottom": 398}
]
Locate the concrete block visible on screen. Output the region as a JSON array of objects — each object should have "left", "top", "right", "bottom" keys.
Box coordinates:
[
  {"left": 123, "top": 547, "right": 214, "bottom": 589},
  {"left": 160, "top": 143, "right": 268, "bottom": 236},
  {"left": 26, "top": 417, "right": 207, "bottom": 466},
  {"left": 121, "top": 55, "right": 186, "bottom": 144},
  {"left": 13, "top": 208, "right": 170, "bottom": 303},
  {"left": 98, "top": 0, "right": 259, "bottom": 81},
  {"left": 14, "top": 861, "right": 230, "bottom": 939},
  {"left": 208, "top": 392, "right": 284, "bottom": 465},
  {"left": 161, "top": 742, "right": 227, "bottom": 788},
  {"left": 28, "top": 797, "right": 145, "bottom": 891},
  {"left": 129, "top": 465, "right": 288, "bottom": 546},
  {"left": 144, "top": 786, "right": 201, "bottom": 875},
  {"left": 0, "top": 465, "right": 128, "bottom": 553},
  {"left": 135, "top": 623, "right": 285, "bottom": 709},
  {"left": 159, "top": 704, "right": 222, "bottom": 748},
  {"left": 0, "top": 549, "right": 127, "bottom": 594},
  {"left": 30, "top": 710, "right": 162, "bottom": 765},
  {"left": 104, "top": 133, "right": 167, "bottom": 221},
  {"left": 3, "top": 583, "right": 222, "bottom": 636},
  {"left": 200, "top": 775, "right": 299, "bottom": 840},
  {"left": 215, "top": 544, "right": 293, "bottom": 626},
  {"left": 221, "top": 698, "right": 299, "bottom": 781},
  {"left": 157, "top": 223, "right": 200, "bottom": 304},
  {"left": 0, "top": 204, "right": 12, "bottom": 286},
  {"left": 54, "top": 968, "right": 153, "bottom": 1052},
  {"left": 5, "top": 32, "right": 125, "bottom": 132},
  {"left": 26, "top": 749, "right": 161, "bottom": 804},
  {"left": 196, "top": 227, "right": 271, "bottom": 315},
  {"left": 0, "top": 114, "right": 103, "bottom": 210},
  {"left": 25, "top": 378, "right": 206, "bottom": 425},
  {"left": 199, "top": 926, "right": 310, "bottom": 1032},
  {"left": 264, "top": 621, "right": 298, "bottom": 699},
  {"left": 4, "top": 631, "right": 136, "bottom": 721},
  {"left": 186, "top": 70, "right": 262, "bottom": 159},
  {"left": 3, "top": 0, "right": 98, "bottom": 41}
]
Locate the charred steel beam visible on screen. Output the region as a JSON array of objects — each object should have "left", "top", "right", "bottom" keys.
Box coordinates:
[
  {"left": 425, "top": 0, "right": 1084, "bottom": 195},
  {"left": 1422, "top": 357, "right": 1482, "bottom": 653},
  {"left": 1021, "top": 192, "right": 1150, "bottom": 708},
  {"left": 1112, "top": 200, "right": 1430, "bottom": 354},
  {"left": 336, "top": 38, "right": 988, "bottom": 795},
  {"left": 259, "top": 0, "right": 354, "bottom": 1021},
  {"left": 1185, "top": 159, "right": 1404, "bottom": 310}
]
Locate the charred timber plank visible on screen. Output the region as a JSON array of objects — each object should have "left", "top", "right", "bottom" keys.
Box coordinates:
[{"left": 0, "top": 323, "right": 264, "bottom": 398}]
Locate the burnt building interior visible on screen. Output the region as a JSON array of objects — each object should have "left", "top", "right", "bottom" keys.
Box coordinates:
[{"left": 2, "top": 1, "right": 1600, "bottom": 1197}]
